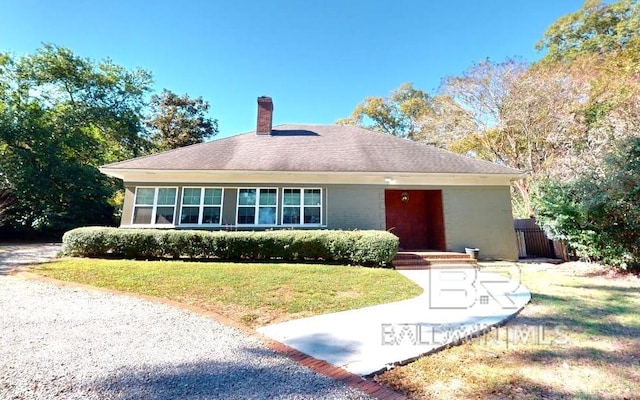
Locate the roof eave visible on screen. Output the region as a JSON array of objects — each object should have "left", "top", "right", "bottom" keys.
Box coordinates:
[{"left": 100, "top": 168, "right": 525, "bottom": 186}]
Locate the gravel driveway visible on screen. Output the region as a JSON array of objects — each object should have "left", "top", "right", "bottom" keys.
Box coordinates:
[{"left": 0, "top": 247, "right": 372, "bottom": 399}]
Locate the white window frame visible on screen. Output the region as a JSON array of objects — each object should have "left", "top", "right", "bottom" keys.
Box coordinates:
[
  {"left": 236, "top": 187, "right": 278, "bottom": 226},
  {"left": 281, "top": 188, "right": 323, "bottom": 226},
  {"left": 179, "top": 187, "right": 224, "bottom": 226},
  {"left": 131, "top": 187, "right": 178, "bottom": 227}
]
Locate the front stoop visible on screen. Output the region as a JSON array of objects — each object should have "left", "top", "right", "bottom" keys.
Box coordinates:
[{"left": 392, "top": 251, "right": 478, "bottom": 270}]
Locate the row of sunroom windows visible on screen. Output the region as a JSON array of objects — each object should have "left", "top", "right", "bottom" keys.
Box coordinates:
[{"left": 132, "top": 187, "right": 322, "bottom": 226}]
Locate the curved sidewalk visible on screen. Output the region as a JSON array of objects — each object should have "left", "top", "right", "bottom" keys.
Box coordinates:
[{"left": 259, "top": 265, "right": 531, "bottom": 376}]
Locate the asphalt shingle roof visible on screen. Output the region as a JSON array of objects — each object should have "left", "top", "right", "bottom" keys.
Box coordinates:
[{"left": 102, "top": 124, "right": 521, "bottom": 175}]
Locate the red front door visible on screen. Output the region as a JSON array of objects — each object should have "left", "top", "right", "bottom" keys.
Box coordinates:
[{"left": 385, "top": 190, "right": 446, "bottom": 251}]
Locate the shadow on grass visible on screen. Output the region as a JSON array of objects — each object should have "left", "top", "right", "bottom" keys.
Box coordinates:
[
  {"left": 522, "top": 289, "right": 640, "bottom": 338},
  {"left": 469, "top": 375, "right": 613, "bottom": 400},
  {"left": 556, "top": 283, "right": 640, "bottom": 294},
  {"left": 0, "top": 260, "right": 52, "bottom": 276}
]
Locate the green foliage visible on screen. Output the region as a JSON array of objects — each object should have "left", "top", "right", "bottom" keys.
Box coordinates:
[
  {"left": 145, "top": 89, "right": 218, "bottom": 151},
  {"left": 532, "top": 180, "right": 600, "bottom": 258},
  {"left": 0, "top": 188, "right": 16, "bottom": 227},
  {"left": 0, "top": 45, "right": 219, "bottom": 234},
  {"left": 336, "top": 83, "right": 435, "bottom": 141},
  {"left": 536, "top": 0, "right": 640, "bottom": 62},
  {"left": 534, "top": 137, "right": 640, "bottom": 271},
  {"left": 61, "top": 227, "right": 399, "bottom": 267},
  {"left": 0, "top": 45, "right": 153, "bottom": 232}
]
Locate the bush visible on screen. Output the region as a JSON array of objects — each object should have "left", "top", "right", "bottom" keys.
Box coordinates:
[
  {"left": 60, "top": 227, "right": 399, "bottom": 267},
  {"left": 533, "top": 137, "right": 640, "bottom": 272}
]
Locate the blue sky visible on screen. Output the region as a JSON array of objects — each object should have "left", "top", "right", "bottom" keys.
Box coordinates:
[{"left": 2, "top": 0, "right": 585, "bottom": 137}]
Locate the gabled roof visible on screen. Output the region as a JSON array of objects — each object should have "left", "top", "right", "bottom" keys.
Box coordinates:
[{"left": 102, "top": 124, "right": 521, "bottom": 175}]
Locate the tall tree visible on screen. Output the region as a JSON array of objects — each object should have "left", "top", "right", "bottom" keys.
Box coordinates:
[
  {"left": 145, "top": 89, "right": 218, "bottom": 151},
  {"left": 536, "top": 0, "right": 640, "bottom": 62},
  {"left": 439, "top": 58, "right": 569, "bottom": 215},
  {"left": 0, "top": 44, "right": 153, "bottom": 232},
  {"left": 336, "top": 83, "right": 435, "bottom": 141}
]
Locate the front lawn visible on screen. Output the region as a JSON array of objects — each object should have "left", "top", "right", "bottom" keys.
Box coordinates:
[
  {"left": 376, "top": 262, "right": 640, "bottom": 399},
  {"left": 37, "top": 258, "right": 422, "bottom": 327}
]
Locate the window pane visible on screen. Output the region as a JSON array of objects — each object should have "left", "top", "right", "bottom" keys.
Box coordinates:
[
  {"left": 180, "top": 207, "right": 199, "bottom": 224},
  {"left": 237, "top": 207, "right": 255, "bottom": 224},
  {"left": 203, "top": 188, "right": 222, "bottom": 205},
  {"left": 133, "top": 207, "right": 152, "bottom": 224},
  {"left": 238, "top": 189, "right": 256, "bottom": 205},
  {"left": 259, "top": 189, "right": 277, "bottom": 206},
  {"left": 304, "top": 207, "right": 321, "bottom": 224},
  {"left": 258, "top": 207, "right": 276, "bottom": 224},
  {"left": 304, "top": 189, "right": 321, "bottom": 206},
  {"left": 157, "top": 188, "right": 176, "bottom": 205},
  {"left": 156, "top": 206, "right": 175, "bottom": 224},
  {"left": 135, "top": 188, "right": 155, "bottom": 205},
  {"left": 282, "top": 207, "right": 300, "bottom": 224},
  {"left": 202, "top": 207, "right": 221, "bottom": 224},
  {"left": 283, "top": 189, "right": 301, "bottom": 206},
  {"left": 182, "top": 188, "right": 201, "bottom": 205}
]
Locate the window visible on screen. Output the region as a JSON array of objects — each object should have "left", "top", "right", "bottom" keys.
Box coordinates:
[
  {"left": 237, "top": 188, "right": 277, "bottom": 225},
  {"left": 282, "top": 188, "right": 322, "bottom": 225},
  {"left": 132, "top": 187, "right": 177, "bottom": 225},
  {"left": 179, "top": 188, "right": 224, "bottom": 225}
]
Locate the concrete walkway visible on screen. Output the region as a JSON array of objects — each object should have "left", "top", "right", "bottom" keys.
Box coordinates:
[
  {"left": 2, "top": 243, "right": 530, "bottom": 383},
  {"left": 259, "top": 265, "right": 531, "bottom": 376}
]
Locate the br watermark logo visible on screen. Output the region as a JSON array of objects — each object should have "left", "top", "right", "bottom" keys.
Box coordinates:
[
  {"left": 381, "top": 323, "right": 570, "bottom": 347},
  {"left": 428, "top": 265, "right": 523, "bottom": 310}
]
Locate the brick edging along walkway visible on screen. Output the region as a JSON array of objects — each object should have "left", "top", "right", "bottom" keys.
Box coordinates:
[{"left": 15, "top": 272, "right": 409, "bottom": 400}]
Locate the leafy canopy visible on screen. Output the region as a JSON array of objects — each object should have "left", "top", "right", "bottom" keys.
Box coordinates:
[
  {"left": 145, "top": 89, "right": 218, "bottom": 151},
  {"left": 0, "top": 44, "right": 153, "bottom": 231},
  {"left": 536, "top": 0, "right": 640, "bottom": 62}
]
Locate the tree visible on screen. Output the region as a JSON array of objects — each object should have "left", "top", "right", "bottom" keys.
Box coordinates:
[
  {"left": 0, "top": 188, "right": 16, "bottom": 227},
  {"left": 534, "top": 136, "right": 640, "bottom": 271},
  {"left": 536, "top": 0, "right": 640, "bottom": 62},
  {"left": 439, "top": 58, "right": 587, "bottom": 215},
  {"left": 145, "top": 89, "right": 218, "bottom": 151},
  {"left": 336, "top": 83, "right": 436, "bottom": 141},
  {"left": 0, "top": 44, "right": 153, "bottom": 232}
]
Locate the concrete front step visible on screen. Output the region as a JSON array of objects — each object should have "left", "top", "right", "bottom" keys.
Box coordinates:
[
  {"left": 392, "top": 251, "right": 478, "bottom": 270},
  {"left": 394, "top": 251, "right": 472, "bottom": 260},
  {"left": 394, "top": 263, "right": 477, "bottom": 270},
  {"left": 392, "top": 258, "right": 477, "bottom": 266}
]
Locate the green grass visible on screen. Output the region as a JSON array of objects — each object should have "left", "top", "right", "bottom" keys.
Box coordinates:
[
  {"left": 37, "top": 258, "right": 422, "bottom": 327},
  {"left": 376, "top": 262, "right": 640, "bottom": 399}
]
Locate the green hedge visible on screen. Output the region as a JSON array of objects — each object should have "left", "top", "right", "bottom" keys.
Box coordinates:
[{"left": 60, "top": 227, "right": 399, "bottom": 267}]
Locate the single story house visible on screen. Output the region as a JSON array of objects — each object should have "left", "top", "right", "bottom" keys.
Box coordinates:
[{"left": 100, "top": 96, "right": 524, "bottom": 260}]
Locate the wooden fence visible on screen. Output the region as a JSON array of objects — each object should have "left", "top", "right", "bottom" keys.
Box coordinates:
[{"left": 514, "top": 218, "right": 568, "bottom": 260}]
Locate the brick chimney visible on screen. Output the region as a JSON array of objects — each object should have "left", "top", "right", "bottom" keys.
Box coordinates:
[{"left": 256, "top": 96, "right": 273, "bottom": 135}]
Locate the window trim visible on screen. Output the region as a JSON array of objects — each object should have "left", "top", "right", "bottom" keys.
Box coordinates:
[
  {"left": 281, "top": 188, "right": 323, "bottom": 226},
  {"left": 236, "top": 187, "right": 279, "bottom": 226},
  {"left": 178, "top": 187, "right": 225, "bottom": 226},
  {"left": 131, "top": 187, "right": 178, "bottom": 227}
]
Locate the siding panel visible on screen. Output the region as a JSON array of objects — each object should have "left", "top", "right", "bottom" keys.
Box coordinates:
[
  {"left": 326, "top": 186, "right": 385, "bottom": 230},
  {"left": 442, "top": 186, "right": 517, "bottom": 260}
]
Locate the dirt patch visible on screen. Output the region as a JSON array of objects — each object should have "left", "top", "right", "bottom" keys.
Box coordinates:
[{"left": 335, "top": 290, "right": 361, "bottom": 299}]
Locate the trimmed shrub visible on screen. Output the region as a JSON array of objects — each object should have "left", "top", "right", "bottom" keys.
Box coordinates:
[{"left": 60, "top": 227, "right": 399, "bottom": 267}]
